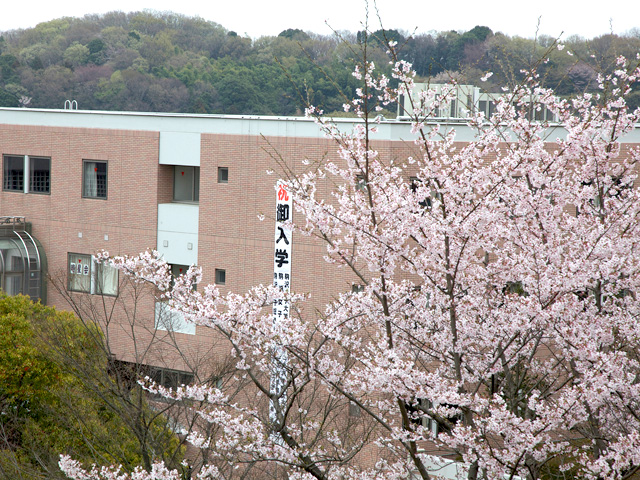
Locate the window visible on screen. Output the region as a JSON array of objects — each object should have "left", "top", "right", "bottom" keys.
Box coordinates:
[
  {"left": 406, "top": 398, "right": 436, "bottom": 433},
  {"left": 477, "top": 99, "right": 497, "bottom": 118},
  {"left": 0, "top": 238, "right": 25, "bottom": 295},
  {"left": 155, "top": 301, "right": 195, "bottom": 335},
  {"left": 3, "top": 155, "right": 23, "bottom": 191},
  {"left": 83, "top": 160, "right": 107, "bottom": 199},
  {"left": 356, "top": 175, "right": 367, "bottom": 191},
  {"left": 68, "top": 253, "right": 91, "bottom": 293},
  {"left": 149, "top": 366, "right": 194, "bottom": 389},
  {"left": 109, "top": 360, "right": 195, "bottom": 395},
  {"left": 215, "top": 268, "right": 226, "bottom": 285},
  {"left": 158, "top": 262, "right": 199, "bottom": 334},
  {"left": 173, "top": 166, "right": 199, "bottom": 202},
  {"left": 218, "top": 167, "right": 228, "bottom": 183},
  {"left": 169, "top": 263, "right": 197, "bottom": 290},
  {"left": 3, "top": 155, "right": 50, "bottom": 194},
  {"left": 95, "top": 261, "right": 118, "bottom": 295},
  {"left": 349, "top": 401, "right": 362, "bottom": 417},
  {"left": 30, "top": 157, "right": 51, "bottom": 193},
  {"left": 68, "top": 253, "right": 118, "bottom": 295},
  {"left": 171, "top": 264, "right": 188, "bottom": 278}
]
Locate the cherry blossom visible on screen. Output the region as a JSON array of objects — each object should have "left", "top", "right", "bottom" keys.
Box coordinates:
[{"left": 63, "top": 45, "right": 640, "bottom": 480}]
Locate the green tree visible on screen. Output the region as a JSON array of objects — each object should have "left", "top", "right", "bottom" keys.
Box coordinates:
[
  {"left": 1, "top": 9, "right": 637, "bottom": 113},
  {"left": 63, "top": 42, "right": 90, "bottom": 67},
  {"left": 0, "top": 293, "right": 182, "bottom": 479},
  {"left": 278, "top": 28, "right": 310, "bottom": 41},
  {"left": 0, "top": 54, "right": 19, "bottom": 84},
  {"left": 86, "top": 38, "right": 107, "bottom": 65}
]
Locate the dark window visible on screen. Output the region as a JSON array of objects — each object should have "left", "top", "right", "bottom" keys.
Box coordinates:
[
  {"left": 83, "top": 160, "right": 108, "bottom": 199},
  {"left": 215, "top": 268, "right": 226, "bottom": 285},
  {"left": 29, "top": 157, "right": 50, "bottom": 194},
  {"left": 170, "top": 264, "right": 187, "bottom": 278},
  {"left": 479, "top": 100, "right": 487, "bottom": 116},
  {"left": 3, "top": 155, "right": 24, "bottom": 191},
  {"left": 109, "top": 360, "right": 195, "bottom": 393},
  {"left": 218, "top": 167, "right": 228, "bottom": 183},
  {"left": 149, "top": 366, "right": 194, "bottom": 389},
  {"left": 2, "top": 155, "right": 24, "bottom": 192},
  {"left": 3, "top": 155, "right": 50, "bottom": 193}
]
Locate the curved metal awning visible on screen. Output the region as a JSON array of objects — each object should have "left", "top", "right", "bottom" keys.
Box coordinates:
[{"left": 0, "top": 216, "right": 45, "bottom": 302}]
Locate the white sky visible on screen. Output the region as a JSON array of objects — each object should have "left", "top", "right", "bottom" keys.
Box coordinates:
[{"left": 0, "top": 0, "right": 639, "bottom": 40}]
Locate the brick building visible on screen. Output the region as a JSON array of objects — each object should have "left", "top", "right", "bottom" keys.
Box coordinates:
[
  {"left": 0, "top": 107, "right": 446, "bottom": 377},
  {"left": 2, "top": 106, "right": 640, "bottom": 375}
]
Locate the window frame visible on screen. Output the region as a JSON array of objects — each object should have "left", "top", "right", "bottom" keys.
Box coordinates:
[
  {"left": 82, "top": 159, "right": 108, "bottom": 200},
  {"left": 109, "top": 360, "right": 196, "bottom": 397},
  {"left": 169, "top": 263, "right": 197, "bottom": 290},
  {"left": 3, "top": 154, "right": 51, "bottom": 194},
  {"left": 155, "top": 301, "right": 196, "bottom": 335},
  {"left": 215, "top": 268, "right": 226, "bottom": 285},
  {"left": 148, "top": 366, "right": 195, "bottom": 401},
  {"left": 173, "top": 166, "right": 200, "bottom": 203},
  {"left": 151, "top": 366, "right": 194, "bottom": 389},
  {"left": 94, "top": 260, "right": 119, "bottom": 296},
  {"left": 3, "top": 154, "right": 24, "bottom": 192},
  {"left": 28, "top": 156, "right": 51, "bottom": 195},
  {"left": 218, "top": 167, "right": 229, "bottom": 183},
  {"left": 67, "top": 252, "right": 119, "bottom": 296},
  {"left": 68, "top": 253, "right": 92, "bottom": 293}
]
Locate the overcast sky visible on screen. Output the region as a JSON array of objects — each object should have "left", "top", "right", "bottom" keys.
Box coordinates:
[{"left": 1, "top": 0, "right": 639, "bottom": 39}]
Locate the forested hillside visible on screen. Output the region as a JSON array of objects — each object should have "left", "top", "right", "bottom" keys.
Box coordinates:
[{"left": 0, "top": 11, "right": 638, "bottom": 114}]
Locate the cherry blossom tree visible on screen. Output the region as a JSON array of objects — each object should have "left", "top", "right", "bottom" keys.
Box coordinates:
[{"left": 61, "top": 39, "right": 640, "bottom": 480}]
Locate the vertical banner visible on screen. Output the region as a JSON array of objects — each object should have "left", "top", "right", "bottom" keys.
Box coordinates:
[
  {"left": 270, "top": 180, "right": 292, "bottom": 440},
  {"left": 273, "top": 180, "right": 292, "bottom": 307}
]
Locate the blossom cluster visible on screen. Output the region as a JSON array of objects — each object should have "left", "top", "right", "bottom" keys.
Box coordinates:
[{"left": 64, "top": 44, "right": 640, "bottom": 480}]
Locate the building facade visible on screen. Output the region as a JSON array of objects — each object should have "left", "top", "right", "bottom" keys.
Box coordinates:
[
  {"left": 3, "top": 106, "right": 640, "bottom": 478},
  {"left": 2, "top": 106, "right": 640, "bottom": 372},
  {"left": 0, "top": 107, "right": 438, "bottom": 375}
]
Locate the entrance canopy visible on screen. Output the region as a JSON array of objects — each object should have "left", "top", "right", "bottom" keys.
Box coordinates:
[{"left": 0, "top": 216, "right": 45, "bottom": 302}]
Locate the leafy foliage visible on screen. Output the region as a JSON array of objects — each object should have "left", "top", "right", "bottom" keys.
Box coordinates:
[
  {"left": 1, "top": 11, "right": 639, "bottom": 113},
  {"left": 0, "top": 293, "right": 181, "bottom": 479}
]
